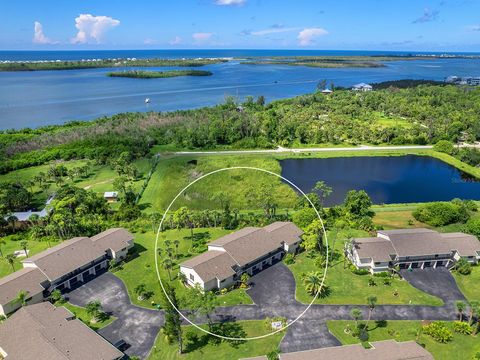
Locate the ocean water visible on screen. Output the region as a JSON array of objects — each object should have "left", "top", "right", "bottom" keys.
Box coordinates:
[{"left": 0, "top": 50, "right": 479, "bottom": 130}]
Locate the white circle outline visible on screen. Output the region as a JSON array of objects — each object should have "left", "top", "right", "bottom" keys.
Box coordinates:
[{"left": 155, "top": 166, "right": 328, "bottom": 341}]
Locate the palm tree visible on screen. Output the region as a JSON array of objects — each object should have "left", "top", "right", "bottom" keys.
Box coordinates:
[
  {"left": 173, "top": 240, "right": 180, "bottom": 259},
  {"left": 469, "top": 300, "right": 480, "bottom": 326},
  {"left": 7, "top": 215, "right": 18, "bottom": 232},
  {"left": 364, "top": 295, "right": 378, "bottom": 330},
  {"left": 49, "top": 289, "right": 63, "bottom": 304},
  {"left": 15, "top": 290, "right": 29, "bottom": 307},
  {"left": 350, "top": 308, "right": 363, "bottom": 328},
  {"left": 135, "top": 283, "right": 147, "bottom": 300},
  {"left": 0, "top": 238, "right": 5, "bottom": 257},
  {"left": 86, "top": 300, "right": 102, "bottom": 323},
  {"left": 163, "top": 258, "right": 173, "bottom": 281},
  {"left": 456, "top": 300, "right": 467, "bottom": 322},
  {"left": 302, "top": 271, "right": 323, "bottom": 296},
  {"left": 5, "top": 254, "right": 16, "bottom": 272},
  {"left": 20, "top": 241, "right": 28, "bottom": 257},
  {"left": 313, "top": 181, "right": 333, "bottom": 208}
]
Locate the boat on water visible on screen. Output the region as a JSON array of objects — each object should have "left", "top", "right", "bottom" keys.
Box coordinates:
[{"left": 145, "top": 98, "right": 150, "bottom": 104}]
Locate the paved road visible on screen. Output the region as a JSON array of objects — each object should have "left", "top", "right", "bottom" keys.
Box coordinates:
[
  {"left": 172, "top": 145, "right": 435, "bottom": 156},
  {"left": 64, "top": 264, "right": 466, "bottom": 358},
  {"left": 66, "top": 273, "right": 164, "bottom": 360}
]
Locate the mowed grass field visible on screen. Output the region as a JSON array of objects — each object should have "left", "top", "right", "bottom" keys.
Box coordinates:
[
  {"left": 327, "top": 320, "right": 480, "bottom": 360},
  {"left": 0, "top": 158, "right": 152, "bottom": 206},
  {"left": 0, "top": 237, "right": 52, "bottom": 277},
  {"left": 114, "top": 228, "right": 252, "bottom": 309},
  {"left": 140, "top": 155, "right": 298, "bottom": 212},
  {"left": 148, "top": 320, "right": 284, "bottom": 360},
  {"left": 287, "top": 230, "right": 443, "bottom": 306}
]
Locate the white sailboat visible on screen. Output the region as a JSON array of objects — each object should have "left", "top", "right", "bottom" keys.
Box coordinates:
[{"left": 145, "top": 98, "right": 150, "bottom": 104}]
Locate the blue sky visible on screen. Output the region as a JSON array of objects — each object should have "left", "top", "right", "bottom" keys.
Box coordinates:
[{"left": 1, "top": 0, "right": 479, "bottom": 51}]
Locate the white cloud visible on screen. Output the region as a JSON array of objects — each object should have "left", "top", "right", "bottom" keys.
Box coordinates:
[
  {"left": 143, "top": 38, "right": 158, "bottom": 45},
  {"left": 215, "top": 0, "right": 246, "bottom": 5},
  {"left": 192, "top": 32, "right": 213, "bottom": 41},
  {"left": 70, "top": 14, "right": 120, "bottom": 44},
  {"left": 33, "top": 21, "right": 56, "bottom": 44},
  {"left": 252, "top": 27, "right": 299, "bottom": 36},
  {"left": 297, "top": 27, "right": 328, "bottom": 46},
  {"left": 169, "top": 36, "right": 183, "bottom": 45},
  {"left": 467, "top": 24, "right": 480, "bottom": 31}
]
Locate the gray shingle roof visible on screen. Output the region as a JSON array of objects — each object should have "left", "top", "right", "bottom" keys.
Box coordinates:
[
  {"left": 357, "top": 228, "right": 480, "bottom": 260},
  {"left": 0, "top": 302, "right": 123, "bottom": 360},
  {"left": 0, "top": 267, "right": 48, "bottom": 306},
  {"left": 181, "top": 222, "right": 303, "bottom": 283},
  {"left": 22, "top": 229, "right": 133, "bottom": 281},
  {"left": 278, "top": 340, "right": 433, "bottom": 360},
  {"left": 353, "top": 237, "right": 396, "bottom": 262}
]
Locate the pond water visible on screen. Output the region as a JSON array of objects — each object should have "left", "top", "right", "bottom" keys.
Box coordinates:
[{"left": 280, "top": 155, "right": 480, "bottom": 206}]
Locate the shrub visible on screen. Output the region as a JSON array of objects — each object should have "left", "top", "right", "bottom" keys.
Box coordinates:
[
  {"left": 433, "top": 140, "right": 455, "bottom": 155},
  {"left": 413, "top": 200, "right": 470, "bottom": 226},
  {"left": 455, "top": 258, "right": 472, "bottom": 275},
  {"left": 453, "top": 321, "right": 473, "bottom": 335},
  {"left": 368, "top": 278, "right": 377, "bottom": 286},
  {"left": 465, "top": 218, "right": 480, "bottom": 238},
  {"left": 422, "top": 322, "right": 453, "bottom": 343},
  {"left": 373, "top": 271, "right": 390, "bottom": 278},
  {"left": 284, "top": 253, "right": 295, "bottom": 265},
  {"left": 349, "top": 264, "right": 370, "bottom": 275}
]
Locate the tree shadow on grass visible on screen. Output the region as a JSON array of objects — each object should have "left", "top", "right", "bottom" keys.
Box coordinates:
[{"left": 184, "top": 322, "right": 247, "bottom": 353}]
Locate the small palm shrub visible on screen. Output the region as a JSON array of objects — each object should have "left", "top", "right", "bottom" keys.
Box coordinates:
[
  {"left": 423, "top": 322, "right": 453, "bottom": 343},
  {"left": 453, "top": 321, "right": 473, "bottom": 335}
]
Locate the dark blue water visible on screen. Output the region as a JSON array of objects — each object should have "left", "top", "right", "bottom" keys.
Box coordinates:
[
  {"left": 280, "top": 155, "right": 480, "bottom": 206},
  {"left": 1, "top": 50, "right": 480, "bottom": 130}
]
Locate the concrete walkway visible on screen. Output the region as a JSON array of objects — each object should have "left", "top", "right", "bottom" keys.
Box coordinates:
[{"left": 172, "top": 145, "right": 434, "bottom": 156}]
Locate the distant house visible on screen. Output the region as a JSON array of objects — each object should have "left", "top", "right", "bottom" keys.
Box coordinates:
[
  {"left": 4, "top": 195, "right": 54, "bottom": 223},
  {"left": 321, "top": 89, "right": 333, "bottom": 95},
  {"left": 241, "top": 340, "right": 433, "bottom": 360},
  {"left": 0, "top": 302, "right": 124, "bottom": 360},
  {"left": 0, "top": 228, "right": 134, "bottom": 316},
  {"left": 347, "top": 228, "right": 480, "bottom": 273},
  {"left": 180, "top": 222, "right": 303, "bottom": 291},
  {"left": 352, "top": 83, "right": 373, "bottom": 92},
  {"left": 104, "top": 191, "right": 119, "bottom": 202}
]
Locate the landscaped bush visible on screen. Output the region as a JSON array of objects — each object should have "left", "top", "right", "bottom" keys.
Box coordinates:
[
  {"left": 413, "top": 200, "right": 471, "bottom": 226},
  {"left": 455, "top": 258, "right": 472, "bottom": 275},
  {"left": 453, "top": 321, "right": 473, "bottom": 335},
  {"left": 349, "top": 264, "right": 370, "bottom": 275},
  {"left": 422, "top": 321, "right": 453, "bottom": 343},
  {"left": 433, "top": 140, "right": 455, "bottom": 155},
  {"left": 284, "top": 253, "right": 296, "bottom": 265},
  {"left": 465, "top": 218, "right": 480, "bottom": 238},
  {"left": 373, "top": 271, "right": 390, "bottom": 277}
]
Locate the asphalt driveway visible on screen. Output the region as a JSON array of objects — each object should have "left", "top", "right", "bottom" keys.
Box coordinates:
[
  {"left": 67, "top": 272, "right": 164, "bottom": 360},
  {"left": 400, "top": 267, "right": 466, "bottom": 304},
  {"left": 246, "top": 262, "right": 298, "bottom": 307}
]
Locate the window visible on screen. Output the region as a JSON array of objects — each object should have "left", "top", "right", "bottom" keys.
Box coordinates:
[{"left": 190, "top": 274, "right": 194, "bottom": 281}]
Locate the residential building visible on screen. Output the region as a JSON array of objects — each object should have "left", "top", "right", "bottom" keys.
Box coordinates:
[
  {"left": 347, "top": 228, "right": 480, "bottom": 273},
  {"left": 352, "top": 83, "right": 373, "bottom": 91},
  {"left": 242, "top": 340, "right": 434, "bottom": 360},
  {"left": 0, "top": 228, "right": 134, "bottom": 316},
  {"left": 0, "top": 302, "right": 124, "bottom": 360},
  {"left": 104, "top": 191, "right": 119, "bottom": 202},
  {"left": 180, "top": 222, "right": 303, "bottom": 291},
  {"left": 321, "top": 88, "right": 333, "bottom": 94}
]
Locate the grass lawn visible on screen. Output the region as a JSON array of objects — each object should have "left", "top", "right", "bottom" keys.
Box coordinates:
[
  {"left": 0, "top": 236, "right": 52, "bottom": 278},
  {"left": 148, "top": 320, "right": 284, "bottom": 360},
  {"left": 55, "top": 301, "right": 115, "bottom": 331},
  {"left": 453, "top": 265, "right": 480, "bottom": 302},
  {"left": 287, "top": 229, "right": 443, "bottom": 306},
  {"left": 327, "top": 320, "right": 480, "bottom": 360},
  {"left": 0, "top": 158, "right": 151, "bottom": 207},
  {"left": 140, "top": 155, "right": 298, "bottom": 213},
  {"left": 114, "top": 228, "right": 253, "bottom": 308}
]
